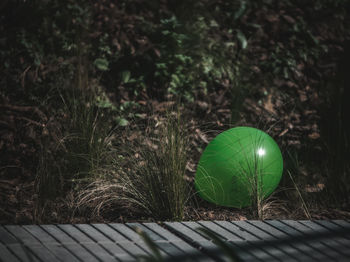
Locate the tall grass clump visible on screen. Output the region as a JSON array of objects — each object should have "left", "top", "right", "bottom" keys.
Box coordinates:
[
  {"left": 282, "top": 150, "right": 312, "bottom": 219},
  {"left": 120, "top": 112, "right": 190, "bottom": 221},
  {"left": 232, "top": 130, "right": 284, "bottom": 220},
  {"left": 61, "top": 88, "right": 111, "bottom": 179},
  {"left": 35, "top": 59, "right": 113, "bottom": 218},
  {"left": 239, "top": 133, "right": 269, "bottom": 219}
]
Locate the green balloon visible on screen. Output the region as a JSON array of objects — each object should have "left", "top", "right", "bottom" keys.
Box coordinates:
[{"left": 195, "top": 127, "right": 283, "bottom": 208}]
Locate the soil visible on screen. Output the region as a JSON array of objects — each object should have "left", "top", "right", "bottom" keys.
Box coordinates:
[{"left": 1, "top": 1, "right": 350, "bottom": 224}]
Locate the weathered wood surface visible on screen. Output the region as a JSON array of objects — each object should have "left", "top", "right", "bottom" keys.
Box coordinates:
[{"left": 0, "top": 220, "right": 349, "bottom": 261}]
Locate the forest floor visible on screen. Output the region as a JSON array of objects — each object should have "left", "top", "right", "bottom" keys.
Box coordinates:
[
  {"left": 1, "top": 1, "right": 350, "bottom": 224},
  {"left": 2, "top": 85, "right": 350, "bottom": 224}
]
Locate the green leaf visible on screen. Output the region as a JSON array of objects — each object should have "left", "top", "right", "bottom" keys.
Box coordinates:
[
  {"left": 236, "top": 30, "right": 248, "bottom": 49},
  {"left": 94, "top": 58, "right": 109, "bottom": 71},
  {"left": 234, "top": 0, "right": 247, "bottom": 20},
  {"left": 121, "top": 70, "right": 131, "bottom": 83},
  {"left": 210, "top": 19, "right": 219, "bottom": 27},
  {"left": 115, "top": 117, "right": 129, "bottom": 126},
  {"left": 247, "top": 23, "right": 261, "bottom": 29},
  {"left": 97, "top": 100, "right": 113, "bottom": 109},
  {"left": 225, "top": 42, "right": 235, "bottom": 48},
  {"left": 171, "top": 74, "right": 181, "bottom": 85},
  {"left": 307, "top": 30, "right": 319, "bottom": 45},
  {"left": 34, "top": 57, "right": 41, "bottom": 66}
]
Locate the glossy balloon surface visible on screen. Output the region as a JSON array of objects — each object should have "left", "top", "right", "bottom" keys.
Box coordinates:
[{"left": 195, "top": 127, "right": 283, "bottom": 207}]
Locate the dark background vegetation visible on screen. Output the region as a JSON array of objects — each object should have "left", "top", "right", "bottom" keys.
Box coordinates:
[{"left": 0, "top": 0, "right": 349, "bottom": 224}]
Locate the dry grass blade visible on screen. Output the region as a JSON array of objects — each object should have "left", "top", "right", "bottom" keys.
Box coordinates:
[
  {"left": 287, "top": 170, "right": 311, "bottom": 219},
  {"left": 119, "top": 111, "right": 191, "bottom": 221}
]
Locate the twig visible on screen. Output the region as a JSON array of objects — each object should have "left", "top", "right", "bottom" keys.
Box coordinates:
[
  {"left": 0, "top": 104, "right": 47, "bottom": 121},
  {"left": 16, "top": 116, "right": 45, "bottom": 127}
]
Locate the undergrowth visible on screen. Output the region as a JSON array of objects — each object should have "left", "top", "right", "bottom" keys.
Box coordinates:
[
  {"left": 118, "top": 111, "right": 190, "bottom": 221},
  {"left": 77, "top": 110, "right": 191, "bottom": 221},
  {"left": 3, "top": 0, "right": 348, "bottom": 223},
  {"left": 35, "top": 60, "right": 115, "bottom": 220}
]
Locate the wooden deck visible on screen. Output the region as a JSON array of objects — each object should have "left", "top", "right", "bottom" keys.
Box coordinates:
[{"left": 0, "top": 220, "right": 349, "bottom": 261}]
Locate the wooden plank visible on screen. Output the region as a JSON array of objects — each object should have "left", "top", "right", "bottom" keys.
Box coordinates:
[
  {"left": 93, "top": 224, "right": 148, "bottom": 259},
  {"left": 165, "top": 222, "right": 227, "bottom": 262},
  {"left": 183, "top": 221, "right": 264, "bottom": 262},
  {"left": 5, "top": 226, "right": 60, "bottom": 262},
  {"left": 41, "top": 225, "right": 99, "bottom": 262},
  {"left": 3, "top": 226, "right": 38, "bottom": 245},
  {"left": 231, "top": 221, "right": 276, "bottom": 242},
  {"left": 0, "top": 226, "right": 20, "bottom": 245},
  {"left": 165, "top": 222, "right": 212, "bottom": 244},
  {"left": 215, "top": 221, "right": 280, "bottom": 262},
  {"left": 214, "top": 221, "right": 272, "bottom": 262},
  {"left": 199, "top": 221, "right": 243, "bottom": 241},
  {"left": 331, "top": 220, "right": 350, "bottom": 230},
  {"left": 75, "top": 224, "right": 133, "bottom": 261},
  {"left": 258, "top": 220, "right": 316, "bottom": 261},
  {"left": 109, "top": 223, "right": 155, "bottom": 256},
  {"left": 58, "top": 224, "right": 116, "bottom": 262},
  {"left": 198, "top": 221, "right": 261, "bottom": 262},
  {"left": 23, "top": 225, "right": 81, "bottom": 262},
  {"left": 233, "top": 221, "right": 296, "bottom": 262},
  {"left": 92, "top": 224, "right": 129, "bottom": 242},
  {"left": 266, "top": 220, "right": 329, "bottom": 261},
  {"left": 299, "top": 220, "right": 350, "bottom": 256},
  {"left": 143, "top": 223, "right": 203, "bottom": 259},
  {"left": 41, "top": 225, "right": 76, "bottom": 244},
  {"left": 2, "top": 221, "right": 350, "bottom": 262},
  {"left": 216, "top": 221, "right": 258, "bottom": 241},
  {"left": 75, "top": 224, "right": 115, "bottom": 243},
  {"left": 58, "top": 225, "right": 93, "bottom": 243},
  {"left": 247, "top": 220, "right": 309, "bottom": 261},
  {"left": 127, "top": 223, "right": 165, "bottom": 241},
  {"left": 84, "top": 224, "right": 145, "bottom": 261},
  {"left": 24, "top": 244, "right": 60, "bottom": 262},
  {"left": 5, "top": 244, "right": 40, "bottom": 262},
  {"left": 109, "top": 224, "right": 142, "bottom": 242},
  {"left": 314, "top": 220, "right": 350, "bottom": 254},
  {"left": 128, "top": 223, "right": 185, "bottom": 258},
  {"left": 281, "top": 220, "right": 341, "bottom": 261},
  {"left": 80, "top": 243, "right": 119, "bottom": 262},
  {"left": 315, "top": 220, "right": 350, "bottom": 239},
  {"left": 0, "top": 243, "right": 20, "bottom": 262},
  {"left": 42, "top": 244, "right": 81, "bottom": 262},
  {"left": 23, "top": 225, "right": 57, "bottom": 244},
  {"left": 127, "top": 223, "right": 175, "bottom": 246},
  {"left": 126, "top": 223, "right": 172, "bottom": 258},
  {"left": 143, "top": 223, "right": 183, "bottom": 242}
]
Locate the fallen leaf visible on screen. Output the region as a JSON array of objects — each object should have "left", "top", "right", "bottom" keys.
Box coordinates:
[
  {"left": 308, "top": 132, "right": 320, "bottom": 139},
  {"left": 196, "top": 101, "right": 209, "bottom": 111},
  {"left": 282, "top": 15, "right": 296, "bottom": 24},
  {"left": 263, "top": 94, "right": 276, "bottom": 115},
  {"left": 195, "top": 128, "right": 209, "bottom": 144},
  {"left": 298, "top": 90, "right": 308, "bottom": 102},
  {"left": 266, "top": 14, "right": 279, "bottom": 23},
  {"left": 154, "top": 48, "right": 161, "bottom": 57},
  {"left": 305, "top": 183, "right": 325, "bottom": 192}
]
